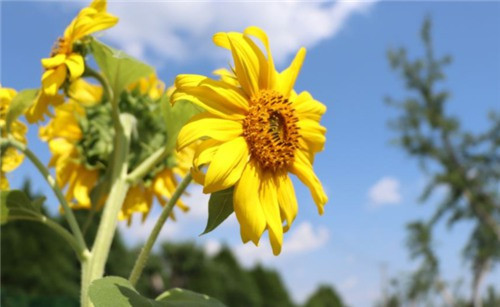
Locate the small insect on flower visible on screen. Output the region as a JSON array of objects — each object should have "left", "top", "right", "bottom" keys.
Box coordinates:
[{"left": 173, "top": 26, "right": 327, "bottom": 255}]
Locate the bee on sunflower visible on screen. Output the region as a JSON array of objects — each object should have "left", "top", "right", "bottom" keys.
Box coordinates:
[{"left": 174, "top": 26, "right": 327, "bottom": 255}]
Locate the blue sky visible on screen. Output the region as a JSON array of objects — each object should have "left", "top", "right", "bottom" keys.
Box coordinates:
[{"left": 2, "top": 1, "right": 499, "bottom": 306}]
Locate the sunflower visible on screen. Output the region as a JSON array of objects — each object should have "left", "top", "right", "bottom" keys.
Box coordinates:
[
  {"left": 173, "top": 26, "right": 327, "bottom": 255},
  {"left": 28, "top": 0, "right": 118, "bottom": 123},
  {"left": 41, "top": 77, "right": 192, "bottom": 222},
  {"left": 0, "top": 87, "right": 28, "bottom": 190}
]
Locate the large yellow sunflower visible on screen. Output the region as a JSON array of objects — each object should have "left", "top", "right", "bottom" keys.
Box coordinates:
[
  {"left": 174, "top": 26, "right": 327, "bottom": 255},
  {"left": 0, "top": 87, "right": 28, "bottom": 190}
]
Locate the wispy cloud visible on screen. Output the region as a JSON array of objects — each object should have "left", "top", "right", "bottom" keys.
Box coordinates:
[
  {"left": 367, "top": 176, "right": 402, "bottom": 208},
  {"left": 97, "top": 1, "right": 377, "bottom": 66}
]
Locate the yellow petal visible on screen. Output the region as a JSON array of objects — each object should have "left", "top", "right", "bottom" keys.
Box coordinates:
[
  {"left": 212, "top": 68, "right": 239, "bottom": 87},
  {"left": 276, "top": 47, "right": 306, "bottom": 97},
  {"left": 244, "top": 26, "right": 276, "bottom": 89},
  {"left": 174, "top": 75, "right": 248, "bottom": 119},
  {"left": 65, "top": 54, "right": 85, "bottom": 80},
  {"left": 204, "top": 137, "right": 249, "bottom": 193},
  {"left": 177, "top": 112, "right": 242, "bottom": 150},
  {"left": 90, "top": 0, "right": 107, "bottom": 12},
  {"left": 259, "top": 172, "right": 283, "bottom": 255},
  {"left": 293, "top": 91, "right": 327, "bottom": 121},
  {"left": 192, "top": 140, "right": 221, "bottom": 185},
  {"left": 214, "top": 32, "right": 260, "bottom": 97},
  {"left": 297, "top": 118, "right": 326, "bottom": 153},
  {"left": 73, "top": 168, "right": 97, "bottom": 207},
  {"left": 42, "top": 65, "right": 67, "bottom": 96},
  {"left": 290, "top": 150, "right": 327, "bottom": 214},
  {"left": 276, "top": 173, "right": 298, "bottom": 232},
  {"left": 41, "top": 54, "right": 67, "bottom": 69},
  {"left": 69, "top": 79, "right": 103, "bottom": 105},
  {"left": 234, "top": 161, "right": 267, "bottom": 245}
]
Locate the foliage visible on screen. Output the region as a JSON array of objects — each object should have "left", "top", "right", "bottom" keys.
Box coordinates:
[
  {"left": 303, "top": 285, "right": 345, "bottom": 307},
  {"left": 382, "top": 16, "right": 500, "bottom": 306}
]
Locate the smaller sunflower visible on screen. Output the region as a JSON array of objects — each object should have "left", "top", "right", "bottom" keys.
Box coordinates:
[
  {"left": 28, "top": 0, "right": 118, "bottom": 123},
  {"left": 0, "top": 87, "right": 28, "bottom": 190}
]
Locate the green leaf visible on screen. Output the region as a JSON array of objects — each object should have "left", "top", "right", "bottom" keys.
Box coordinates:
[
  {"left": 6, "top": 89, "right": 38, "bottom": 130},
  {"left": 1, "top": 190, "right": 43, "bottom": 225},
  {"left": 162, "top": 97, "right": 203, "bottom": 153},
  {"left": 156, "top": 288, "right": 225, "bottom": 307},
  {"left": 90, "top": 39, "right": 154, "bottom": 98},
  {"left": 89, "top": 276, "right": 225, "bottom": 307},
  {"left": 201, "top": 187, "right": 234, "bottom": 235}
]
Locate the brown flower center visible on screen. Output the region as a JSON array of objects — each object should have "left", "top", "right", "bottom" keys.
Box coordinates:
[
  {"left": 242, "top": 90, "right": 299, "bottom": 172},
  {"left": 50, "top": 37, "right": 70, "bottom": 57}
]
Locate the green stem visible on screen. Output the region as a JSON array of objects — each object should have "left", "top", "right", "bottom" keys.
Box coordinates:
[
  {"left": 84, "top": 67, "right": 113, "bottom": 104},
  {"left": 8, "top": 214, "right": 84, "bottom": 260},
  {"left": 81, "top": 114, "right": 134, "bottom": 307},
  {"left": 126, "top": 146, "right": 168, "bottom": 184},
  {"left": 1, "top": 137, "right": 88, "bottom": 256},
  {"left": 128, "top": 173, "right": 192, "bottom": 286}
]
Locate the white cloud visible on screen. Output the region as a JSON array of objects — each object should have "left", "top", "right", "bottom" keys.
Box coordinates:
[
  {"left": 235, "top": 222, "right": 329, "bottom": 267},
  {"left": 97, "top": 1, "right": 377, "bottom": 66},
  {"left": 339, "top": 275, "right": 359, "bottom": 291},
  {"left": 368, "top": 176, "right": 402, "bottom": 208}
]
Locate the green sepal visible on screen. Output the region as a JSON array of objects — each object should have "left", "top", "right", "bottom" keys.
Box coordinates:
[{"left": 201, "top": 187, "right": 234, "bottom": 235}]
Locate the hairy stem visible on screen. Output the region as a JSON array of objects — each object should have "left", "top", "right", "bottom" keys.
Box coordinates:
[{"left": 128, "top": 173, "right": 192, "bottom": 286}]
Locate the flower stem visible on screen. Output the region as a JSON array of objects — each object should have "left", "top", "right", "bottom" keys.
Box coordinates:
[
  {"left": 8, "top": 214, "right": 85, "bottom": 261},
  {"left": 80, "top": 114, "right": 134, "bottom": 307},
  {"left": 126, "top": 146, "right": 168, "bottom": 184},
  {"left": 128, "top": 172, "right": 192, "bottom": 286},
  {"left": 0, "top": 137, "right": 88, "bottom": 257}
]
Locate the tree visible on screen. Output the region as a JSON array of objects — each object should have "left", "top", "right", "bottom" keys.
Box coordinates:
[
  {"left": 386, "top": 16, "right": 500, "bottom": 306},
  {"left": 304, "top": 285, "right": 345, "bottom": 307}
]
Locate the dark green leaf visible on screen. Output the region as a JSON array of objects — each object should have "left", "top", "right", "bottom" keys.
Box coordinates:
[
  {"left": 1, "top": 190, "right": 43, "bottom": 225},
  {"left": 201, "top": 187, "right": 234, "bottom": 235},
  {"left": 89, "top": 276, "right": 225, "bottom": 307},
  {"left": 90, "top": 39, "right": 154, "bottom": 98},
  {"left": 6, "top": 89, "right": 38, "bottom": 130},
  {"left": 156, "top": 288, "right": 225, "bottom": 307},
  {"left": 162, "top": 97, "right": 203, "bottom": 153}
]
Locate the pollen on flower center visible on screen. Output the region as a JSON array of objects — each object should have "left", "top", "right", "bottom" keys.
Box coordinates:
[{"left": 242, "top": 90, "right": 299, "bottom": 172}]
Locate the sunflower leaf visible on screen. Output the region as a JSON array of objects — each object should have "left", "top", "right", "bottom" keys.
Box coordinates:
[
  {"left": 6, "top": 89, "right": 38, "bottom": 131},
  {"left": 162, "top": 97, "right": 203, "bottom": 153},
  {"left": 89, "top": 276, "right": 225, "bottom": 307},
  {"left": 90, "top": 39, "right": 154, "bottom": 98},
  {"left": 156, "top": 288, "right": 225, "bottom": 306},
  {"left": 1, "top": 189, "right": 43, "bottom": 225},
  {"left": 201, "top": 187, "right": 234, "bottom": 235}
]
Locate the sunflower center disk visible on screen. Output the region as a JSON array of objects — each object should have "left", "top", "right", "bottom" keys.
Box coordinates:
[{"left": 243, "top": 90, "right": 299, "bottom": 172}]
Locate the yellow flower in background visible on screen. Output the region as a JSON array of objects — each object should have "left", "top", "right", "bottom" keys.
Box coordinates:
[
  {"left": 30, "top": 0, "right": 118, "bottom": 123},
  {"left": 128, "top": 74, "right": 166, "bottom": 100},
  {"left": 39, "top": 97, "right": 99, "bottom": 208},
  {"left": 119, "top": 145, "right": 195, "bottom": 224},
  {"left": 174, "top": 26, "right": 327, "bottom": 255},
  {"left": 0, "top": 87, "right": 28, "bottom": 190}
]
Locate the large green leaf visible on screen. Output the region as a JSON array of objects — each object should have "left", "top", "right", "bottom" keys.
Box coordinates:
[
  {"left": 1, "top": 189, "right": 44, "bottom": 225},
  {"left": 162, "top": 97, "right": 203, "bottom": 153},
  {"left": 201, "top": 187, "right": 234, "bottom": 235},
  {"left": 89, "top": 276, "right": 225, "bottom": 307},
  {"left": 6, "top": 89, "right": 38, "bottom": 130},
  {"left": 90, "top": 39, "right": 154, "bottom": 98}
]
